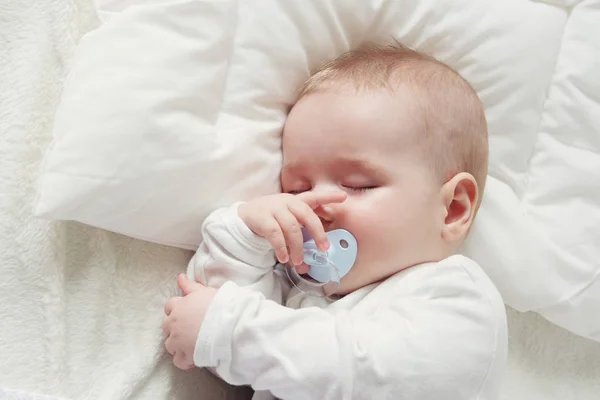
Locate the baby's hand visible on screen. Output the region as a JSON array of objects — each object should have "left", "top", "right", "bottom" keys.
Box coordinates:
[
  {"left": 162, "top": 274, "right": 217, "bottom": 370},
  {"left": 238, "top": 191, "right": 347, "bottom": 267}
]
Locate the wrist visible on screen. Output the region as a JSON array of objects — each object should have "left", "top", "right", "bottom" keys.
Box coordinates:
[
  {"left": 236, "top": 202, "right": 254, "bottom": 233},
  {"left": 225, "top": 202, "right": 273, "bottom": 254},
  {"left": 193, "top": 281, "right": 245, "bottom": 367}
]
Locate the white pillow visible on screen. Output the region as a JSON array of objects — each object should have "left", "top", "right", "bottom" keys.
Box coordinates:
[{"left": 36, "top": 0, "right": 600, "bottom": 341}]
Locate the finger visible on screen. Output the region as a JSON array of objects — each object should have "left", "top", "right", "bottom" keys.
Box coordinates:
[
  {"left": 314, "top": 204, "right": 334, "bottom": 217},
  {"left": 161, "top": 317, "right": 171, "bottom": 334},
  {"left": 297, "top": 190, "right": 346, "bottom": 209},
  {"left": 164, "top": 297, "right": 181, "bottom": 316},
  {"left": 164, "top": 336, "right": 176, "bottom": 356},
  {"left": 178, "top": 274, "right": 202, "bottom": 296},
  {"left": 256, "top": 217, "right": 288, "bottom": 264},
  {"left": 288, "top": 201, "right": 329, "bottom": 251},
  {"left": 295, "top": 263, "right": 310, "bottom": 275},
  {"left": 274, "top": 209, "right": 304, "bottom": 265},
  {"left": 173, "top": 351, "right": 192, "bottom": 371}
]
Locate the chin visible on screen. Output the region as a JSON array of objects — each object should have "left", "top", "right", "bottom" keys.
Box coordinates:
[
  {"left": 334, "top": 286, "right": 352, "bottom": 296},
  {"left": 335, "top": 276, "right": 365, "bottom": 295}
]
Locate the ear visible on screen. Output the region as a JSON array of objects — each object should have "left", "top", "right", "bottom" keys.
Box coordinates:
[{"left": 440, "top": 172, "right": 479, "bottom": 243}]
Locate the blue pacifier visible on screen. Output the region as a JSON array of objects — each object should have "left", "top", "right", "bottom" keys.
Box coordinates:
[{"left": 286, "top": 227, "right": 358, "bottom": 298}]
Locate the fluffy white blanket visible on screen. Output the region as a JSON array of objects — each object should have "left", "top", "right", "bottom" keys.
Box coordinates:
[{"left": 0, "top": 0, "right": 598, "bottom": 399}]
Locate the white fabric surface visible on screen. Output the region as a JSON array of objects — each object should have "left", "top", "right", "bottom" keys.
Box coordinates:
[
  {"left": 188, "top": 204, "right": 507, "bottom": 400},
  {"left": 0, "top": 388, "right": 69, "bottom": 400},
  {"left": 2, "top": 0, "right": 600, "bottom": 399},
  {"left": 0, "top": 1, "right": 249, "bottom": 399},
  {"left": 33, "top": 0, "right": 600, "bottom": 342}
]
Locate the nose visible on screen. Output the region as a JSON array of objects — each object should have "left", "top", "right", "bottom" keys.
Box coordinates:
[
  {"left": 310, "top": 184, "right": 343, "bottom": 229},
  {"left": 314, "top": 205, "right": 334, "bottom": 229}
]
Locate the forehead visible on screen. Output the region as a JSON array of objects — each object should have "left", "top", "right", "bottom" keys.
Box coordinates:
[
  {"left": 281, "top": 156, "right": 384, "bottom": 178},
  {"left": 282, "top": 88, "right": 424, "bottom": 163}
]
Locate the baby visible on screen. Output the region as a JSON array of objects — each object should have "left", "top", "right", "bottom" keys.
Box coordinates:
[{"left": 163, "top": 44, "right": 507, "bottom": 400}]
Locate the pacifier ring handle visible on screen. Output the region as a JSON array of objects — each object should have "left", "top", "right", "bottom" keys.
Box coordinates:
[
  {"left": 285, "top": 262, "right": 340, "bottom": 299},
  {"left": 288, "top": 227, "right": 357, "bottom": 298}
]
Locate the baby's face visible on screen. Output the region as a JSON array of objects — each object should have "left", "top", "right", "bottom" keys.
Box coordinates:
[{"left": 281, "top": 87, "right": 448, "bottom": 294}]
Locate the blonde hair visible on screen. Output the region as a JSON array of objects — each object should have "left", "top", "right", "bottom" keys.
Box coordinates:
[{"left": 298, "top": 43, "right": 489, "bottom": 205}]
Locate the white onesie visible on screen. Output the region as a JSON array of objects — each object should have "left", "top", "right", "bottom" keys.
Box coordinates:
[{"left": 188, "top": 203, "right": 508, "bottom": 400}]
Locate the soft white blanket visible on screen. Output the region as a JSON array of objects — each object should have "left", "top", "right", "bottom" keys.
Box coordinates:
[{"left": 0, "top": 0, "right": 599, "bottom": 399}]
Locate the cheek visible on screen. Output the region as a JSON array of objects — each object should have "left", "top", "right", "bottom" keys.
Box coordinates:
[
  {"left": 340, "top": 197, "right": 400, "bottom": 256},
  {"left": 346, "top": 193, "right": 411, "bottom": 230},
  {"left": 341, "top": 193, "right": 431, "bottom": 257}
]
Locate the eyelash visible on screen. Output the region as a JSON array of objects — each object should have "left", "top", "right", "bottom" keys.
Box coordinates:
[
  {"left": 287, "top": 190, "right": 306, "bottom": 195},
  {"left": 288, "top": 186, "right": 376, "bottom": 195},
  {"left": 343, "top": 185, "right": 376, "bottom": 193}
]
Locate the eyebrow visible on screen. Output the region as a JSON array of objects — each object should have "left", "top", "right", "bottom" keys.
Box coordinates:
[{"left": 282, "top": 157, "right": 384, "bottom": 175}]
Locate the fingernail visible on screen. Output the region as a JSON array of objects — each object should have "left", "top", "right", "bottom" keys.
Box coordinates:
[{"left": 297, "top": 263, "right": 310, "bottom": 274}]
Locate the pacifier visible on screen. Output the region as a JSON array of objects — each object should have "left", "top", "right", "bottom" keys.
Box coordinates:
[{"left": 286, "top": 227, "right": 358, "bottom": 298}]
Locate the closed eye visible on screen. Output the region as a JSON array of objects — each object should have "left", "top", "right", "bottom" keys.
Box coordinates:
[
  {"left": 343, "top": 185, "right": 378, "bottom": 193},
  {"left": 287, "top": 189, "right": 310, "bottom": 195}
]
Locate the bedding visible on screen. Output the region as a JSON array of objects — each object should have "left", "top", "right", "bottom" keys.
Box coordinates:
[
  {"left": 0, "top": 1, "right": 249, "bottom": 399},
  {"left": 1, "top": 0, "right": 600, "bottom": 399},
  {"left": 33, "top": 0, "right": 600, "bottom": 342}
]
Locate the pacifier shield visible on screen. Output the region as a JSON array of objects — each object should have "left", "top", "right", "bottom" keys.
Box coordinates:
[{"left": 302, "top": 228, "right": 357, "bottom": 283}]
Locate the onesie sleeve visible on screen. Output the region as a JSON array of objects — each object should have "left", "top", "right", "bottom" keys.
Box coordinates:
[
  {"left": 193, "top": 256, "right": 507, "bottom": 400},
  {"left": 187, "top": 202, "right": 289, "bottom": 304}
]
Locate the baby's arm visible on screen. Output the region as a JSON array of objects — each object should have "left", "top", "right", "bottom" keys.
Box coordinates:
[
  {"left": 188, "top": 202, "right": 285, "bottom": 302},
  {"left": 188, "top": 191, "right": 347, "bottom": 303},
  {"left": 193, "top": 257, "right": 507, "bottom": 400}
]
